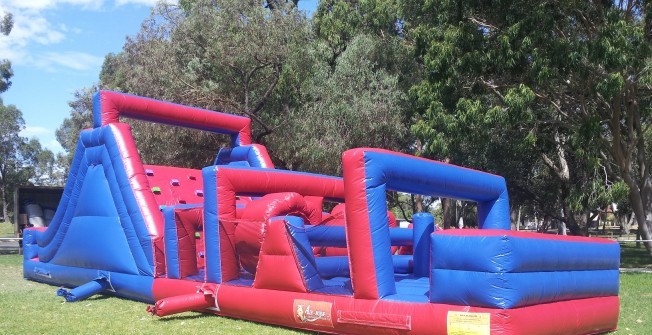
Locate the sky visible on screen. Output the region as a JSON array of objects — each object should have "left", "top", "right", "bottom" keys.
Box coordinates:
[{"left": 0, "top": 0, "right": 318, "bottom": 154}]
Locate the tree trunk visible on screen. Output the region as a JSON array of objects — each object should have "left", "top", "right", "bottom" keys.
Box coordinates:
[
  {"left": 414, "top": 194, "right": 425, "bottom": 213},
  {"left": 441, "top": 198, "right": 455, "bottom": 229},
  {"left": 560, "top": 197, "right": 584, "bottom": 235},
  {"left": 627, "top": 188, "right": 652, "bottom": 256},
  {"left": 0, "top": 184, "right": 7, "bottom": 223},
  {"left": 517, "top": 207, "right": 521, "bottom": 231}
]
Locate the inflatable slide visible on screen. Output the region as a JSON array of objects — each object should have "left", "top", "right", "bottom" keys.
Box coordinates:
[{"left": 24, "top": 91, "right": 620, "bottom": 334}]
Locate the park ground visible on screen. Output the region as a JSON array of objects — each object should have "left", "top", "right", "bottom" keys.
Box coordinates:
[{"left": 0, "top": 222, "right": 650, "bottom": 334}]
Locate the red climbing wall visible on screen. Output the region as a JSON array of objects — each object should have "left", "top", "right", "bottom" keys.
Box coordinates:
[{"left": 143, "top": 165, "right": 205, "bottom": 206}]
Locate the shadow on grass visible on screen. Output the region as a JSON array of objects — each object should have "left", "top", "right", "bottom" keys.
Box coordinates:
[
  {"left": 154, "top": 312, "right": 314, "bottom": 334},
  {"left": 86, "top": 295, "right": 112, "bottom": 301},
  {"left": 620, "top": 244, "right": 652, "bottom": 268},
  {"left": 155, "top": 313, "right": 212, "bottom": 322}
]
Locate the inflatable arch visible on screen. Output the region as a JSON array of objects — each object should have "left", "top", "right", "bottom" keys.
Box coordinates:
[{"left": 24, "top": 91, "right": 620, "bottom": 334}]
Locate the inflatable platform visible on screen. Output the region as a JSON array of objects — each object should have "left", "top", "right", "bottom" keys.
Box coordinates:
[{"left": 23, "top": 91, "right": 620, "bottom": 335}]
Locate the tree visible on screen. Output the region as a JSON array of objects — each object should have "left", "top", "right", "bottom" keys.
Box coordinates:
[
  {"left": 274, "top": 34, "right": 411, "bottom": 174},
  {"left": 86, "top": 0, "right": 417, "bottom": 176},
  {"left": 55, "top": 86, "right": 97, "bottom": 171},
  {"left": 0, "top": 12, "right": 14, "bottom": 94},
  {"left": 20, "top": 139, "right": 64, "bottom": 187},
  {"left": 406, "top": 1, "right": 652, "bottom": 250},
  {"left": 0, "top": 99, "right": 56, "bottom": 220},
  {"left": 95, "top": 0, "right": 312, "bottom": 168}
]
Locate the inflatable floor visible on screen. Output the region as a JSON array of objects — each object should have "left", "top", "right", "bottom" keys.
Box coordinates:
[{"left": 23, "top": 91, "right": 620, "bottom": 335}]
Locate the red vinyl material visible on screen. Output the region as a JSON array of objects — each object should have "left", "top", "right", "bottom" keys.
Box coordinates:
[
  {"left": 236, "top": 192, "right": 319, "bottom": 274},
  {"left": 148, "top": 292, "right": 214, "bottom": 317},
  {"left": 253, "top": 219, "right": 307, "bottom": 292},
  {"left": 143, "top": 165, "right": 204, "bottom": 207},
  {"left": 341, "top": 149, "right": 379, "bottom": 299},
  {"left": 152, "top": 278, "right": 618, "bottom": 335},
  {"left": 211, "top": 167, "right": 345, "bottom": 281},
  {"left": 97, "top": 90, "right": 252, "bottom": 145},
  {"left": 173, "top": 207, "right": 205, "bottom": 278}
]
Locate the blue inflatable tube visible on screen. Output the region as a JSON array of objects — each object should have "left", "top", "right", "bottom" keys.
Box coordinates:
[
  {"left": 24, "top": 259, "right": 154, "bottom": 303},
  {"left": 57, "top": 276, "right": 110, "bottom": 302},
  {"left": 316, "top": 255, "right": 413, "bottom": 278},
  {"left": 305, "top": 226, "right": 413, "bottom": 247}
]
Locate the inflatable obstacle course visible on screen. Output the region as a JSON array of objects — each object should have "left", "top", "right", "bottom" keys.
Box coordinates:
[{"left": 24, "top": 91, "right": 620, "bottom": 334}]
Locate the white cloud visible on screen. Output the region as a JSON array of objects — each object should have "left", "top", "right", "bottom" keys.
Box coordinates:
[
  {"left": 115, "top": 0, "right": 162, "bottom": 6},
  {"left": 0, "top": 0, "right": 167, "bottom": 70},
  {"left": 21, "top": 126, "right": 54, "bottom": 137},
  {"left": 47, "top": 139, "right": 64, "bottom": 153},
  {"left": 38, "top": 51, "right": 104, "bottom": 71},
  {"left": 20, "top": 127, "right": 64, "bottom": 153},
  {"left": 5, "top": 1, "right": 105, "bottom": 12}
]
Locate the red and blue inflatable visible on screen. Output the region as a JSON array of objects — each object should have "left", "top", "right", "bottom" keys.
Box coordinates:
[{"left": 23, "top": 91, "right": 620, "bottom": 334}]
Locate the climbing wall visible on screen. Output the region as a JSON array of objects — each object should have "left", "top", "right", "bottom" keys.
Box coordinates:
[{"left": 143, "top": 165, "right": 205, "bottom": 207}]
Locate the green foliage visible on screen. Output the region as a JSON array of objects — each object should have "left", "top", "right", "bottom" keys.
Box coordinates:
[
  {"left": 406, "top": 0, "right": 652, "bottom": 236},
  {"left": 64, "top": 0, "right": 416, "bottom": 176},
  {"left": 314, "top": 0, "right": 401, "bottom": 65},
  {"left": 0, "top": 100, "right": 57, "bottom": 220},
  {"left": 274, "top": 34, "right": 410, "bottom": 174},
  {"left": 0, "top": 12, "right": 12, "bottom": 35},
  {"left": 51, "top": 0, "right": 652, "bottom": 244},
  {"left": 0, "top": 60, "right": 12, "bottom": 94},
  {"left": 0, "top": 12, "right": 13, "bottom": 94},
  {"left": 94, "top": 0, "right": 312, "bottom": 169}
]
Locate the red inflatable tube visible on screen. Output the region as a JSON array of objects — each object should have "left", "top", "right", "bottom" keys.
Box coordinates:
[
  {"left": 152, "top": 278, "right": 618, "bottom": 335},
  {"left": 147, "top": 291, "right": 215, "bottom": 317},
  {"left": 97, "top": 90, "right": 252, "bottom": 145}
]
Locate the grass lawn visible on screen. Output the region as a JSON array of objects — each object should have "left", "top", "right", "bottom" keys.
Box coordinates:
[
  {"left": 0, "top": 255, "right": 306, "bottom": 335},
  {"left": 620, "top": 243, "right": 652, "bottom": 269},
  {"left": 0, "top": 222, "right": 15, "bottom": 237},
  {"left": 2, "top": 249, "right": 651, "bottom": 334}
]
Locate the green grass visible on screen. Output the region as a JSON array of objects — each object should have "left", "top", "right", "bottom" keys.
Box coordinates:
[
  {"left": 0, "top": 255, "right": 306, "bottom": 335},
  {"left": 0, "top": 222, "right": 15, "bottom": 237},
  {"left": 1, "top": 254, "right": 651, "bottom": 334},
  {"left": 620, "top": 243, "right": 652, "bottom": 269},
  {"left": 617, "top": 272, "right": 652, "bottom": 335}
]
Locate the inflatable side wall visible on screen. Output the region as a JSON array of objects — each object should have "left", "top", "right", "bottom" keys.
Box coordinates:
[
  {"left": 23, "top": 91, "right": 620, "bottom": 335},
  {"left": 23, "top": 91, "right": 269, "bottom": 302}
]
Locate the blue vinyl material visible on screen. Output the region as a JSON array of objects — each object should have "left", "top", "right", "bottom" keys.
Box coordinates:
[
  {"left": 430, "top": 268, "right": 620, "bottom": 309},
  {"left": 202, "top": 166, "right": 222, "bottom": 283},
  {"left": 412, "top": 213, "right": 434, "bottom": 277},
  {"left": 304, "top": 225, "right": 413, "bottom": 247},
  {"left": 280, "top": 216, "right": 325, "bottom": 292},
  {"left": 22, "top": 229, "right": 40, "bottom": 259},
  {"left": 23, "top": 124, "right": 174, "bottom": 302},
  {"left": 363, "top": 157, "right": 397, "bottom": 298},
  {"left": 162, "top": 204, "right": 203, "bottom": 279},
  {"left": 24, "top": 259, "right": 154, "bottom": 303},
  {"left": 429, "top": 231, "right": 621, "bottom": 308},
  {"left": 163, "top": 206, "right": 180, "bottom": 279},
  {"left": 431, "top": 232, "right": 621, "bottom": 272},
  {"left": 315, "top": 255, "right": 413, "bottom": 278},
  {"left": 51, "top": 216, "right": 139, "bottom": 274},
  {"left": 57, "top": 276, "right": 109, "bottom": 302},
  {"left": 214, "top": 145, "right": 267, "bottom": 167},
  {"left": 357, "top": 150, "right": 511, "bottom": 298},
  {"left": 36, "top": 126, "right": 154, "bottom": 277},
  {"left": 37, "top": 139, "right": 85, "bottom": 248},
  {"left": 383, "top": 274, "right": 430, "bottom": 303}
]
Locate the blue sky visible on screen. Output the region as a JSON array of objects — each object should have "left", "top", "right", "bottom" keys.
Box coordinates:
[{"left": 0, "top": 0, "right": 318, "bottom": 154}]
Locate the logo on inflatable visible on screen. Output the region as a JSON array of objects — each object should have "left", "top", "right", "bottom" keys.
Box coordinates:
[{"left": 293, "top": 299, "right": 333, "bottom": 327}]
